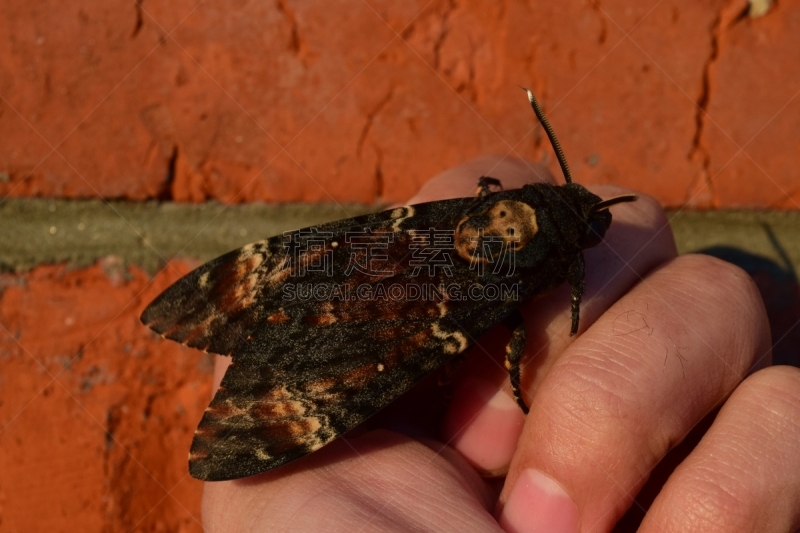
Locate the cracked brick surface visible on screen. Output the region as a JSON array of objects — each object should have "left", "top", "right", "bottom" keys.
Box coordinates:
[
  {"left": 703, "top": 0, "right": 800, "bottom": 208},
  {"left": 1, "top": 0, "right": 797, "bottom": 207},
  {"left": 0, "top": 260, "right": 208, "bottom": 532}
]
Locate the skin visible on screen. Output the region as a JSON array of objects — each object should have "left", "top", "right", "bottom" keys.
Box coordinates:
[{"left": 202, "top": 156, "right": 800, "bottom": 533}]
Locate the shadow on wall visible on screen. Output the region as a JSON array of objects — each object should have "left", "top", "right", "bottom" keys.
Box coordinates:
[{"left": 700, "top": 232, "right": 800, "bottom": 367}]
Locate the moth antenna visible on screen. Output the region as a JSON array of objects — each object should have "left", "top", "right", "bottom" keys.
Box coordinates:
[
  {"left": 591, "top": 194, "right": 639, "bottom": 212},
  {"left": 521, "top": 87, "right": 573, "bottom": 185}
]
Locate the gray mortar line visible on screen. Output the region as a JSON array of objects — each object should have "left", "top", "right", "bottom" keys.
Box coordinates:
[
  {"left": 0, "top": 199, "right": 378, "bottom": 274},
  {"left": 2, "top": 199, "right": 800, "bottom": 277}
]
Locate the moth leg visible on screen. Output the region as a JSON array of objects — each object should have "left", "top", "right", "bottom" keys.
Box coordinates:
[
  {"left": 476, "top": 176, "right": 502, "bottom": 198},
  {"left": 568, "top": 253, "right": 586, "bottom": 336},
  {"left": 503, "top": 310, "right": 529, "bottom": 414}
]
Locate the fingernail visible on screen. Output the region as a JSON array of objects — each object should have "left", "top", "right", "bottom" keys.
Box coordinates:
[
  {"left": 498, "top": 469, "right": 579, "bottom": 533},
  {"left": 445, "top": 377, "right": 524, "bottom": 476}
]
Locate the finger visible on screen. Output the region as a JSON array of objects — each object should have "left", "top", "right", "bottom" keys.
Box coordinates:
[
  {"left": 203, "top": 430, "right": 501, "bottom": 533},
  {"left": 444, "top": 185, "right": 677, "bottom": 475},
  {"left": 639, "top": 366, "right": 800, "bottom": 533},
  {"left": 496, "top": 255, "right": 771, "bottom": 532},
  {"left": 212, "top": 355, "right": 229, "bottom": 392},
  {"left": 405, "top": 154, "right": 556, "bottom": 205}
]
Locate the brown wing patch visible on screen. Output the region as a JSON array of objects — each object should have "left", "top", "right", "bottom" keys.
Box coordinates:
[
  {"left": 299, "top": 292, "right": 442, "bottom": 325},
  {"left": 382, "top": 330, "right": 431, "bottom": 367},
  {"left": 189, "top": 365, "right": 339, "bottom": 481},
  {"left": 267, "top": 309, "right": 291, "bottom": 324},
  {"left": 141, "top": 238, "right": 290, "bottom": 356},
  {"left": 252, "top": 397, "right": 306, "bottom": 418}
]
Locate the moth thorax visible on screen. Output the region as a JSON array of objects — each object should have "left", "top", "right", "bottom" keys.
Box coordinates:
[{"left": 455, "top": 200, "right": 539, "bottom": 263}]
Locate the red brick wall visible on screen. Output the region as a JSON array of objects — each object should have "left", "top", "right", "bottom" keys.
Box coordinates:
[
  {"left": 1, "top": 0, "right": 798, "bottom": 208},
  {"left": 0, "top": 260, "right": 208, "bottom": 532},
  {"left": 1, "top": 1, "right": 799, "bottom": 531}
]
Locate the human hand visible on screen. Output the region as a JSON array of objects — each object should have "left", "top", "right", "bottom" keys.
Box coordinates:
[{"left": 202, "top": 156, "right": 800, "bottom": 532}]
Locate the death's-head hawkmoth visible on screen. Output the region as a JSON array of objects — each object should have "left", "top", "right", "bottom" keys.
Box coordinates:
[{"left": 141, "top": 88, "right": 636, "bottom": 481}]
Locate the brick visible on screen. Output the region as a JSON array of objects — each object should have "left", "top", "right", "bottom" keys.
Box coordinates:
[{"left": 1, "top": 0, "right": 797, "bottom": 207}]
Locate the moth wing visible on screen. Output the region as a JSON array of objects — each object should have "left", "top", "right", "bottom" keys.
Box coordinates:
[
  {"left": 141, "top": 237, "right": 290, "bottom": 356},
  {"left": 189, "top": 358, "right": 335, "bottom": 481},
  {"left": 140, "top": 199, "right": 475, "bottom": 356},
  {"left": 141, "top": 197, "right": 502, "bottom": 480},
  {"left": 188, "top": 302, "right": 483, "bottom": 481}
]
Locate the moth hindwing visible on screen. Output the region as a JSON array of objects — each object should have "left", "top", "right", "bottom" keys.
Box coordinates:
[{"left": 140, "top": 88, "right": 636, "bottom": 481}]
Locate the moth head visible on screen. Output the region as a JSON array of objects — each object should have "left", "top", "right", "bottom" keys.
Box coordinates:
[
  {"left": 578, "top": 194, "right": 638, "bottom": 249},
  {"left": 454, "top": 199, "right": 539, "bottom": 262}
]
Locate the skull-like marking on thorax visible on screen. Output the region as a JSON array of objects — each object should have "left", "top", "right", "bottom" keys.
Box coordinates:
[{"left": 455, "top": 200, "right": 539, "bottom": 263}]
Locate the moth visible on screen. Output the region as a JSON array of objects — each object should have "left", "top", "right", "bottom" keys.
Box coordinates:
[{"left": 141, "top": 89, "right": 636, "bottom": 481}]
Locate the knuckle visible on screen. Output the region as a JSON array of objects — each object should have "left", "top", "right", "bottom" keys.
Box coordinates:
[
  {"left": 735, "top": 366, "right": 800, "bottom": 422},
  {"left": 675, "top": 254, "right": 767, "bottom": 323},
  {"left": 666, "top": 471, "right": 764, "bottom": 533}
]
